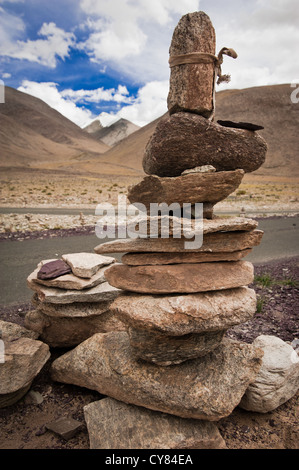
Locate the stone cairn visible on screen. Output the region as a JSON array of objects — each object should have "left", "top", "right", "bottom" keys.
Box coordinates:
[
  {"left": 2, "top": 12, "right": 298, "bottom": 447},
  {"left": 48, "top": 12, "right": 275, "bottom": 448}
]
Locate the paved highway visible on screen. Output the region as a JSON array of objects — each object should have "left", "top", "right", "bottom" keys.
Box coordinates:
[{"left": 0, "top": 217, "right": 298, "bottom": 306}]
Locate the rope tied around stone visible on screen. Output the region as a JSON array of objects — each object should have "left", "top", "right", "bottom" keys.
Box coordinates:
[{"left": 169, "top": 47, "right": 238, "bottom": 85}]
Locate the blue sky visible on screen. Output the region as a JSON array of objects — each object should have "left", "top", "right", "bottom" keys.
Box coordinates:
[{"left": 0, "top": 0, "right": 298, "bottom": 128}]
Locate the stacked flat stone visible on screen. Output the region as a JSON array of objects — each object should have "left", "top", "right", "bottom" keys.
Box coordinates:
[
  {"left": 25, "top": 253, "right": 124, "bottom": 347},
  {"left": 50, "top": 11, "right": 269, "bottom": 446},
  {"left": 94, "top": 11, "right": 266, "bottom": 368}
]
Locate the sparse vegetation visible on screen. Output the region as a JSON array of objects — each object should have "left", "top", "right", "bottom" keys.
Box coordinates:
[
  {"left": 254, "top": 273, "right": 299, "bottom": 288},
  {"left": 256, "top": 296, "right": 266, "bottom": 314},
  {"left": 254, "top": 273, "right": 273, "bottom": 287}
]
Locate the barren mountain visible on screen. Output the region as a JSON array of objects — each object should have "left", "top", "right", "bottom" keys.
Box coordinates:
[
  {"left": 1, "top": 84, "right": 298, "bottom": 179},
  {"left": 93, "top": 84, "right": 298, "bottom": 179},
  {"left": 0, "top": 87, "right": 109, "bottom": 170},
  {"left": 86, "top": 118, "right": 140, "bottom": 147},
  {"left": 84, "top": 119, "right": 103, "bottom": 134}
]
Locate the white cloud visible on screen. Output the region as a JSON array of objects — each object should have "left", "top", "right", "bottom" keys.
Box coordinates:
[
  {"left": 79, "top": 0, "right": 201, "bottom": 81},
  {"left": 96, "top": 80, "right": 169, "bottom": 127},
  {"left": 0, "top": 21, "right": 75, "bottom": 68},
  {"left": 17, "top": 80, "right": 162, "bottom": 129},
  {"left": 213, "top": 0, "right": 299, "bottom": 90},
  {"left": 61, "top": 84, "right": 132, "bottom": 104},
  {"left": 2, "top": 72, "right": 11, "bottom": 78},
  {"left": 18, "top": 81, "right": 95, "bottom": 127}
]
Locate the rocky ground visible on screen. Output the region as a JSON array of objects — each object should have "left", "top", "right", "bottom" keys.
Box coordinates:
[{"left": 0, "top": 253, "right": 298, "bottom": 450}]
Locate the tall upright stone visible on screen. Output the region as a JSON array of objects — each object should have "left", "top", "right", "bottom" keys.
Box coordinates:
[{"left": 167, "top": 11, "right": 216, "bottom": 118}]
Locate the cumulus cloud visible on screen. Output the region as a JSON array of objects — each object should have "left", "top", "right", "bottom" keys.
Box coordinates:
[
  {"left": 79, "top": 0, "right": 201, "bottom": 82},
  {"left": 0, "top": 21, "right": 75, "bottom": 68},
  {"left": 96, "top": 80, "right": 169, "bottom": 127},
  {"left": 18, "top": 81, "right": 95, "bottom": 127},
  {"left": 61, "top": 84, "right": 132, "bottom": 104},
  {"left": 214, "top": 0, "right": 299, "bottom": 90}
]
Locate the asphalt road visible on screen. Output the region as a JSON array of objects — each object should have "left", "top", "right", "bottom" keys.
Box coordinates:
[{"left": 0, "top": 217, "right": 298, "bottom": 306}]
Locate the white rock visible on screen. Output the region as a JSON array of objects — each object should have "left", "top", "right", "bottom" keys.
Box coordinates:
[
  {"left": 62, "top": 252, "right": 115, "bottom": 278},
  {"left": 239, "top": 335, "right": 299, "bottom": 413}
]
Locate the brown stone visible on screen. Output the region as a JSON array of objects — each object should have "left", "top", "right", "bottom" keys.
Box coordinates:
[
  {"left": 128, "top": 170, "right": 245, "bottom": 209},
  {"left": 94, "top": 229, "right": 263, "bottom": 254},
  {"left": 24, "top": 309, "right": 125, "bottom": 348},
  {"left": 34, "top": 297, "right": 114, "bottom": 318},
  {"left": 50, "top": 331, "right": 263, "bottom": 420},
  {"left": 0, "top": 319, "right": 39, "bottom": 341},
  {"left": 104, "top": 261, "right": 254, "bottom": 294},
  {"left": 0, "top": 337, "right": 50, "bottom": 396},
  {"left": 0, "top": 383, "right": 32, "bottom": 409},
  {"left": 142, "top": 112, "right": 267, "bottom": 177},
  {"left": 126, "top": 215, "right": 258, "bottom": 238},
  {"left": 45, "top": 417, "right": 85, "bottom": 441},
  {"left": 122, "top": 249, "right": 252, "bottom": 265},
  {"left": 127, "top": 327, "right": 225, "bottom": 365},
  {"left": 28, "top": 281, "right": 120, "bottom": 304},
  {"left": 111, "top": 287, "right": 257, "bottom": 336},
  {"left": 167, "top": 12, "right": 216, "bottom": 117},
  {"left": 84, "top": 398, "right": 227, "bottom": 449}
]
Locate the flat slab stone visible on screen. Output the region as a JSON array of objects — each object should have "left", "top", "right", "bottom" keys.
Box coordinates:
[
  {"left": 127, "top": 327, "right": 226, "bottom": 365},
  {"left": 28, "top": 262, "right": 109, "bottom": 291},
  {"left": 62, "top": 252, "right": 115, "bottom": 278},
  {"left": 33, "top": 296, "right": 114, "bottom": 318},
  {"left": 143, "top": 112, "right": 267, "bottom": 177},
  {"left": 51, "top": 331, "right": 263, "bottom": 421},
  {"left": 24, "top": 309, "right": 125, "bottom": 348},
  {"left": 0, "top": 337, "right": 50, "bottom": 395},
  {"left": 121, "top": 249, "right": 252, "bottom": 265},
  {"left": 0, "top": 319, "right": 39, "bottom": 340},
  {"left": 95, "top": 229, "right": 263, "bottom": 254},
  {"left": 111, "top": 287, "right": 257, "bottom": 335},
  {"left": 239, "top": 335, "right": 299, "bottom": 413},
  {"left": 104, "top": 261, "right": 254, "bottom": 294},
  {"left": 167, "top": 12, "right": 216, "bottom": 118},
  {"left": 126, "top": 216, "right": 258, "bottom": 238},
  {"left": 128, "top": 170, "right": 245, "bottom": 209},
  {"left": 29, "top": 281, "right": 120, "bottom": 304},
  {"left": 217, "top": 120, "right": 264, "bottom": 131},
  {"left": 45, "top": 417, "right": 85, "bottom": 441},
  {"left": 84, "top": 398, "right": 227, "bottom": 449}
]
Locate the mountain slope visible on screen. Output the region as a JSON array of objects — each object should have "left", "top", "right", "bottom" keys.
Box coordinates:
[
  {"left": 84, "top": 119, "right": 103, "bottom": 134},
  {"left": 91, "top": 84, "right": 298, "bottom": 178},
  {"left": 87, "top": 118, "right": 140, "bottom": 147},
  {"left": 0, "top": 87, "right": 110, "bottom": 170},
  {"left": 215, "top": 84, "right": 299, "bottom": 178}
]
